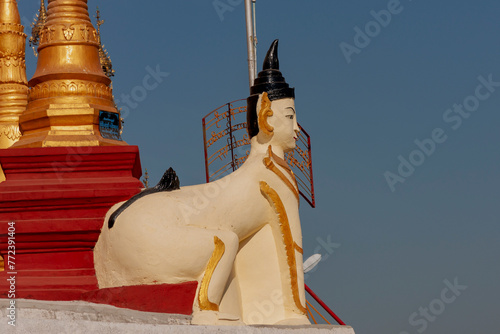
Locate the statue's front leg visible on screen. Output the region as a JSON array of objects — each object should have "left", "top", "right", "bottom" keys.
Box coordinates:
[
  {"left": 191, "top": 229, "right": 242, "bottom": 325},
  {"left": 259, "top": 181, "right": 310, "bottom": 325}
]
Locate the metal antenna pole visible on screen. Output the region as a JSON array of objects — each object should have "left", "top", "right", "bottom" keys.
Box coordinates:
[
  {"left": 252, "top": 0, "right": 257, "bottom": 77},
  {"left": 245, "top": 0, "right": 257, "bottom": 91}
]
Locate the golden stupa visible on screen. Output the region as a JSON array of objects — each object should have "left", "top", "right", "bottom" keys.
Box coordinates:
[
  {"left": 10, "top": 0, "right": 125, "bottom": 148},
  {"left": 0, "top": 0, "right": 28, "bottom": 149}
]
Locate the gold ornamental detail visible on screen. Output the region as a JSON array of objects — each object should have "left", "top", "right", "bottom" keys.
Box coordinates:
[
  {"left": 38, "top": 23, "right": 98, "bottom": 47},
  {"left": 95, "top": 7, "right": 114, "bottom": 78},
  {"left": 30, "top": 0, "right": 48, "bottom": 54},
  {"left": 258, "top": 92, "right": 274, "bottom": 136},
  {"left": 294, "top": 243, "right": 303, "bottom": 254},
  {"left": 80, "top": 25, "right": 90, "bottom": 40},
  {"left": 263, "top": 156, "right": 299, "bottom": 204},
  {"left": 62, "top": 25, "right": 75, "bottom": 41},
  {"left": 263, "top": 146, "right": 300, "bottom": 204},
  {"left": 0, "top": 50, "right": 25, "bottom": 57},
  {"left": 198, "top": 236, "right": 226, "bottom": 311},
  {"left": 29, "top": 80, "right": 113, "bottom": 101},
  {"left": 0, "top": 26, "right": 25, "bottom": 35},
  {"left": 0, "top": 52, "right": 26, "bottom": 67},
  {"left": 0, "top": 21, "right": 25, "bottom": 31},
  {"left": 259, "top": 181, "right": 306, "bottom": 314},
  {"left": 0, "top": 61, "right": 27, "bottom": 86},
  {"left": 0, "top": 124, "right": 21, "bottom": 141}
]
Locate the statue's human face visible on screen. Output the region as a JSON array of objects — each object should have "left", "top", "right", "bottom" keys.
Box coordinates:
[{"left": 267, "top": 98, "right": 299, "bottom": 153}]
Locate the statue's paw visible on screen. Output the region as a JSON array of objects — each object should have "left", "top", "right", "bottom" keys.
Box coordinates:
[
  {"left": 274, "top": 315, "right": 311, "bottom": 326},
  {"left": 191, "top": 310, "right": 243, "bottom": 326}
]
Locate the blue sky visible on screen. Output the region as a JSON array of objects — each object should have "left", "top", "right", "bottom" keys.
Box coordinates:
[{"left": 17, "top": 1, "right": 500, "bottom": 333}]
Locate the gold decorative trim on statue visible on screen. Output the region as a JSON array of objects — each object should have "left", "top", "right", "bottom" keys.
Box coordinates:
[
  {"left": 267, "top": 146, "right": 300, "bottom": 192},
  {"left": 294, "top": 242, "right": 303, "bottom": 254},
  {"left": 270, "top": 146, "right": 300, "bottom": 192},
  {"left": 259, "top": 181, "right": 306, "bottom": 314},
  {"left": 263, "top": 146, "right": 299, "bottom": 203},
  {"left": 258, "top": 92, "right": 274, "bottom": 136},
  {"left": 198, "top": 236, "right": 226, "bottom": 311}
]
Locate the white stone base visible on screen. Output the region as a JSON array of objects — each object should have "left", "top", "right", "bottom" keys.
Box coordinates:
[{"left": 0, "top": 299, "right": 355, "bottom": 334}]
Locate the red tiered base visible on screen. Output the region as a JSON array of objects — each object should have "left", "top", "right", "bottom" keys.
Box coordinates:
[
  {"left": 0, "top": 146, "right": 144, "bottom": 300},
  {"left": 81, "top": 282, "right": 198, "bottom": 315},
  {"left": 0, "top": 146, "right": 198, "bottom": 314}
]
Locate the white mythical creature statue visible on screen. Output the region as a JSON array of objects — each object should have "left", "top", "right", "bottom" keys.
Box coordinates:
[{"left": 94, "top": 40, "right": 309, "bottom": 325}]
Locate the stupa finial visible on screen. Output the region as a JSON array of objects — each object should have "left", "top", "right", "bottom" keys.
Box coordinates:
[
  {"left": 29, "top": 0, "right": 48, "bottom": 56},
  {"left": 95, "top": 7, "right": 114, "bottom": 78}
]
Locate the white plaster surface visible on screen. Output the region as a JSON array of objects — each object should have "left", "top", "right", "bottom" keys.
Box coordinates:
[
  {"left": 0, "top": 299, "right": 355, "bottom": 333},
  {"left": 93, "top": 95, "right": 310, "bottom": 325}
]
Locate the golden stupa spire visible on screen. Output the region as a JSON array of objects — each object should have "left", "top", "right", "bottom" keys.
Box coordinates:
[
  {"left": 95, "top": 7, "right": 114, "bottom": 78},
  {"left": 29, "top": 0, "right": 48, "bottom": 56},
  {"left": 12, "top": 0, "right": 125, "bottom": 148},
  {"left": 0, "top": 0, "right": 28, "bottom": 149}
]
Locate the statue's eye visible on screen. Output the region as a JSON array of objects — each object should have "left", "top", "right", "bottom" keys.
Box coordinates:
[{"left": 286, "top": 115, "right": 294, "bottom": 119}]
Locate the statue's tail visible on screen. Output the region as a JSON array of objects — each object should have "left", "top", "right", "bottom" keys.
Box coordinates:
[{"left": 108, "top": 168, "right": 180, "bottom": 229}]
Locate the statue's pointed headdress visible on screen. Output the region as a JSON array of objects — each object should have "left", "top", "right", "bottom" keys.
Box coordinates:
[
  {"left": 247, "top": 39, "right": 295, "bottom": 138},
  {"left": 250, "top": 40, "right": 295, "bottom": 100}
]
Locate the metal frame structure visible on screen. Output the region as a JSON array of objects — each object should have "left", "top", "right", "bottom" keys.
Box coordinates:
[{"left": 202, "top": 99, "right": 315, "bottom": 208}]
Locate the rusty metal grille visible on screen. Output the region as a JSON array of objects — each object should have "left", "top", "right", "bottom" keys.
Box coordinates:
[{"left": 202, "top": 99, "right": 315, "bottom": 208}]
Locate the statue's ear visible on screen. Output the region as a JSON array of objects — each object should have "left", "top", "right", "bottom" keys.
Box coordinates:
[{"left": 257, "top": 92, "right": 274, "bottom": 137}]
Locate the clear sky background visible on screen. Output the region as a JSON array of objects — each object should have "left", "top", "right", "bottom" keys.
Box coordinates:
[{"left": 17, "top": 1, "right": 500, "bottom": 333}]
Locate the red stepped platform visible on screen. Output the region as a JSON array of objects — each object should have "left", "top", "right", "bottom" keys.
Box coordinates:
[
  {"left": 81, "top": 282, "right": 198, "bottom": 315},
  {"left": 0, "top": 146, "right": 144, "bottom": 301}
]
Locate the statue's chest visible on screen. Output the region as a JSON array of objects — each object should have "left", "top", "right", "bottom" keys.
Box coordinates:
[{"left": 258, "top": 149, "right": 300, "bottom": 209}]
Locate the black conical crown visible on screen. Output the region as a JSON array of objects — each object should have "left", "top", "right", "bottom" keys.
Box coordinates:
[
  {"left": 249, "top": 39, "right": 295, "bottom": 100},
  {"left": 263, "top": 39, "right": 279, "bottom": 70},
  {"left": 247, "top": 40, "right": 295, "bottom": 138}
]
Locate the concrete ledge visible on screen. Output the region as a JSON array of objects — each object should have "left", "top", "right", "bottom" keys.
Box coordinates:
[{"left": 0, "top": 299, "right": 355, "bottom": 333}]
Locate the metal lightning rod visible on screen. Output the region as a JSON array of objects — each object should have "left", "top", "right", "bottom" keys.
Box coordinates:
[{"left": 245, "top": 0, "right": 257, "bottom": 91}]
